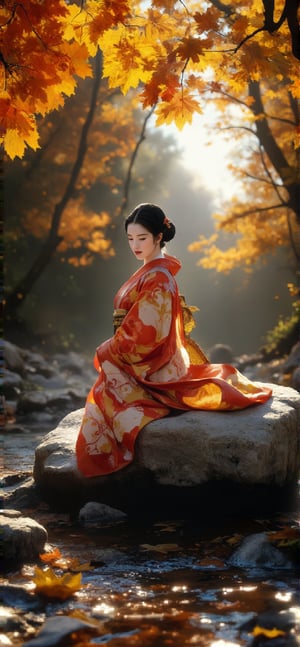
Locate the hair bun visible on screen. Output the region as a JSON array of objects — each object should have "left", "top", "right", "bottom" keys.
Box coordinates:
[{"left": 163, "top": 219, "right": 176, "bottom": 242}]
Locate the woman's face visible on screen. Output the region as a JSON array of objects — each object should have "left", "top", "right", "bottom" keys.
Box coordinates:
[{"left": 127, "top": 223, "right": 162, "bottom": 264}]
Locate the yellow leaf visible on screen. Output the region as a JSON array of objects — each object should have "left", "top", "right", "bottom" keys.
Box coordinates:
[
  {"left": 33, "top": 566, "right": 82, "bottom": 600},
  {"left": 4, "top": 122, "right": 40, "bottom": 160},
  {"left": 4, "top": 129, "right": 26, "bottom": 159},
  {"left": 101, "top": 26, "right": 153, "bottom": 93},
  {"left": 61, "top": 41, "right": 93, "bottom": 79},
  {"left": 252, "top": 625, "right": 286, "bottom": 638}
]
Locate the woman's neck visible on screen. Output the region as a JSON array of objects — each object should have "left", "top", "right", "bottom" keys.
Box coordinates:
[{"left": 144, "top": 252, "right": 164, "bottom": 265}]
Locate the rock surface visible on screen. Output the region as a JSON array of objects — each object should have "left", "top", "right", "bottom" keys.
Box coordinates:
[
  {"left": 0, "top": 510, "right": 48, "bottom": 564},
  {"left": 228, "top": 532, "right": 293, "bottom": 569},
  {"left": 33, "top": 383, "right": 300, "bottom": 517}
]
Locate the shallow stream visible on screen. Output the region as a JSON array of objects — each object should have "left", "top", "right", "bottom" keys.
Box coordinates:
[{"left": 2, "top": 425, "right": 300, "bottom": 646}]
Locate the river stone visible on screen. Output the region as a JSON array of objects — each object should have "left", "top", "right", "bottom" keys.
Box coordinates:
[
  {"left": 33, "top": 383, "right": 300, "bottom": 517},
  {"left": 0, "top": 512, "right": 48, "bottom": 564},
  {"left": 228, "top": 532, "right": 293, "bottom": 569},
  {"left": 78, "top": 501, "right": 127, "bottom": 526},
  {"left": 4, "top": 341, "right": 25, "bottom": 374}
]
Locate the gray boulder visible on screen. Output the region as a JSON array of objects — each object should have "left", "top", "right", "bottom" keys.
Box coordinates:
[
  {"left": 0, "top": 511, "right": 48, "bottom": 564},
  {"left": 33, "top": 383, "right": 300, "bottom": 517}
]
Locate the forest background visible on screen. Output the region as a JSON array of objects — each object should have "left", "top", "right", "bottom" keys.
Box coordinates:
[{"left": 3, "top": 0, "right": 300, "bottom": 358}]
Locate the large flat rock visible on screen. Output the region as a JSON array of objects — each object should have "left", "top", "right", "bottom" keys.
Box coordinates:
[{"left": 33, "top": 383, "right": 300, "bottom": 517}]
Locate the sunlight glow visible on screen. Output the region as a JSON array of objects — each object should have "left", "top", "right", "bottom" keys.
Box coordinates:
[
  {"left": 163, "top": 108, "right": 240, "bottom": 204},
  {"left": 289, "top": 606, "right": 300, "bottom": 620},
  {"left": 275, "top": 592, "right": 292, "bottom": 602},
  {"left": 210, "top": 641, "right": 240, "bottom": 647},
  {"left": 92, "top": 602, "right": 115, "bottom": 616},
  {"left": 136, "top": 586, "right": 149, "bottom": 598}
]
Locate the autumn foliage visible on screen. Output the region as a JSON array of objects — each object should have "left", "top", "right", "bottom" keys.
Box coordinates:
[
  {"left": 1, "top": 0, "right": 299, "bottom": 159},
  {"left": 3, "top": 0, "right": 300, "bottom": 341}
]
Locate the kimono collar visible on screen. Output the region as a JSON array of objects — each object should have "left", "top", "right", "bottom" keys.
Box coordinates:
[{"left": 144, "top": 254, "right": 182, "bottom": 277}]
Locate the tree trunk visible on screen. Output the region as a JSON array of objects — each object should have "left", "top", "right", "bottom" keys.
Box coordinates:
[
  {"left": 5, "top": 50, "right": 103, "bottom": 319},
  {"left": 249, "top": 79, "right": 300, "bottom": 220}
]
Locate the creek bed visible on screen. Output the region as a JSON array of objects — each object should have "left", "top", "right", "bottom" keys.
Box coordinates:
[{"left": 1, "top": 426, "right": 300, "bottom": 646}]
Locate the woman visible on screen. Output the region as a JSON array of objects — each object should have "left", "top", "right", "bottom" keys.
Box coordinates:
[{"left": 76, "top": 203, "right": 272, "bottom": 477}]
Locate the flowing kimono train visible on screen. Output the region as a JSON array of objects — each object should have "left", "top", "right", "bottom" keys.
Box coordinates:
[{"left": 76, "top": 255, "right": 272, "bottom": 476}]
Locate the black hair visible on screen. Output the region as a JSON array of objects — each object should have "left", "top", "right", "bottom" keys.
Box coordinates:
[{"left": 125, "top": 203, "right": 176, "bottom": 248}]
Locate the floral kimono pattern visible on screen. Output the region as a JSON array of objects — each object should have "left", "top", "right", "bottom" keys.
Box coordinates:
[{"left": 76, "top": 255, "right": 272, "bottom": 476}]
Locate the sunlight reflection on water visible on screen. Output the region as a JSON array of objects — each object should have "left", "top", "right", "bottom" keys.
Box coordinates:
[{"left": 3, "top": 429, "right": 300, "bottom": 646}]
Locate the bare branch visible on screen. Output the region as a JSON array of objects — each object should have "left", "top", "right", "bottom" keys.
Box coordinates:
[
  {"left": 209, "top": 0, "right": 233, "bottom": 18},
  {"left": 257, "top": 144, "right": 286, "bottom": 204},
  {"left": 119, "top": 104, "right": 156, "bottom": 219},
  {"left": 210, "top": 0, "right": 300, "bottom": 60},
  {"left": 221, "top": 202, "right": 289, "bottom": 226}
]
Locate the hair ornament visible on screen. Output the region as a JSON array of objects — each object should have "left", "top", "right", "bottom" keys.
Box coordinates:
[{"left": 163, "top": 216, "right": 171, "bottom": 229}]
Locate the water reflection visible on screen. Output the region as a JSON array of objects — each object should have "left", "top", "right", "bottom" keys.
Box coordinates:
[{"left": 2, "top": 427, "right": 299, "bottom": 646}]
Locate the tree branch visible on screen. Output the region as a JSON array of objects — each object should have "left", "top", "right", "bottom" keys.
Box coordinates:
[
  {"left": 220, "top": 202, "right": 289, "bottom": 226},
  {"left": 210, "top": 0, "right": 300, "bottom": 60},
  {"left": 248, "top": 80, "right": 299, "bottom": 217},
  {"left": 119, "top": 104, "right": 156, "bottom": 219},
  {"left": 287, "top": 210, "right": 300, "bottom": 262}
]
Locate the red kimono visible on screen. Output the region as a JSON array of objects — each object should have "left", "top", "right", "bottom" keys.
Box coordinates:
[{"left": 76, "top": 255, "right": 272, "bottom": 476}]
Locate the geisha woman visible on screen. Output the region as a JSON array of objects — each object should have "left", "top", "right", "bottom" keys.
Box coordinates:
[{"left": 76, "top": 203, "right": 272, "bottom": 477}]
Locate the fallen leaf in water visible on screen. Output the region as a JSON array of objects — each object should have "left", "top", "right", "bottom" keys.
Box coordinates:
[
  {"left": 268, "top": 527, "right": 300, "bottom": 547},
  {"left": 139, "top": 543, "right": 180, "bottom": 554},
  {"left": 39, "top": 548, "right": 62, "bottom": 564},
  {"left": 252, "top": 625, "right": 286, "bottom": 638},
  {"left": 56, "top": 557, "right": 94, "bottom": 572},
  {"left": 33, "top": 566, "right": 82, "bottom": 600},
  {"left": 40, "top": 550, "right": 94, "bottom": 572}
]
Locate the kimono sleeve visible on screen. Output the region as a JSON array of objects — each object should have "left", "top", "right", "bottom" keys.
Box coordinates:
[{"left": 97, "top": 269, "right": 176, "bottom": 375}]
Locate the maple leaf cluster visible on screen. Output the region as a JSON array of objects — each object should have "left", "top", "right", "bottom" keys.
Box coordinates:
[
  {"left": 0, "top": 0, "right": 91, "bottom": 157},
  {"left": 1, "top": 0, "right": 299, "bottom": 159}
]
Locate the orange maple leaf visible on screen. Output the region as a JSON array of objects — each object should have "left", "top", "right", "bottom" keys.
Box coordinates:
[
  {"left": 89, "top": 0, "right": 131, "bottom": 42},
  {"left": 175, "top": 37, "right": 204, "bottom": 63},
  {"left": 193, "top": 8, "right": 220, "bottom": 33},
  {"left": 39, "top": 548, "right": 62, "bottom": 564},
  {"left": 155, "top": 91, "right": 202, "bottom": 129},
  {"left": 141, "top": 69, "right": 180, "bottom": 107}
]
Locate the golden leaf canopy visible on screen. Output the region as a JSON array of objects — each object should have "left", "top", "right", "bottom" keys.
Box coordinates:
[{"left": 1, "top": 0, "right": 299, "bottom": 158}]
